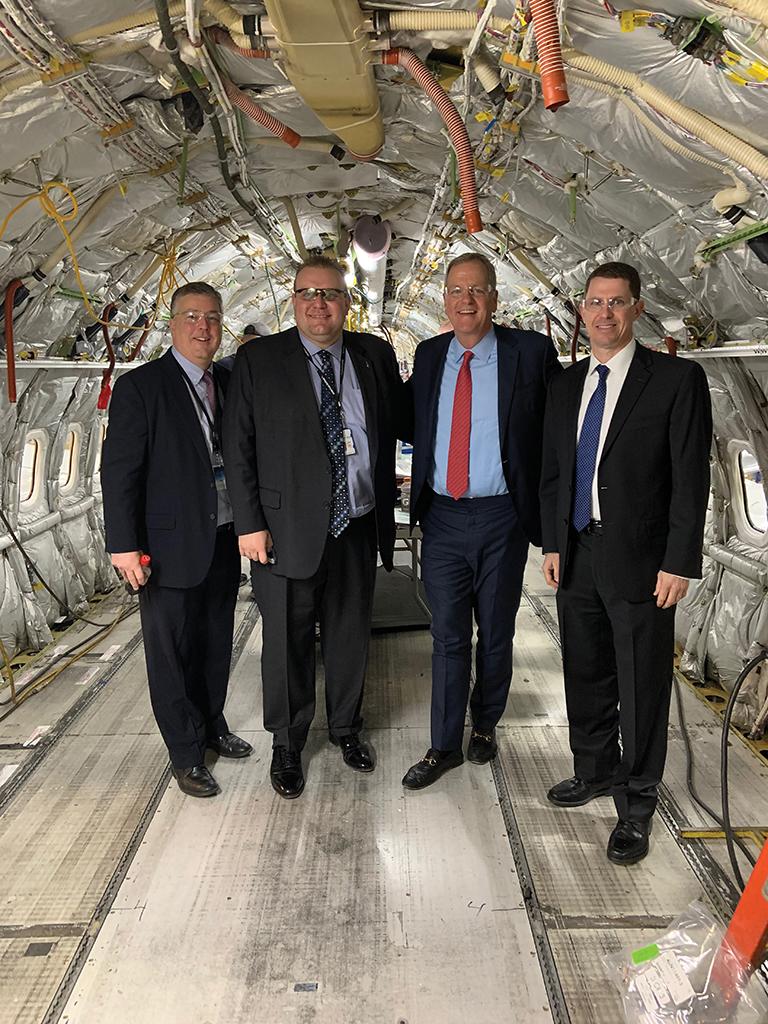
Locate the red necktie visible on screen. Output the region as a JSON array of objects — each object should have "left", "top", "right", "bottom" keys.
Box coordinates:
[{"left": 446, "top": 350, "right": 473, "bottom": 500}]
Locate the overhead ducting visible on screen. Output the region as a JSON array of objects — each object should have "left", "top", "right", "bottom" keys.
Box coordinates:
[{"left": 262, "top": 0, "right": 384, "bottom": 161}]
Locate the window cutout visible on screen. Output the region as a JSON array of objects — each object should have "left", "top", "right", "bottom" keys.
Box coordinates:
[
  {"left": 58, "top": 426, "right": 81, "bottom": 494},
  {"left": 19, "top": 436, "right": 39, "bottom": 505},
  {"left": 738, "top": 449, "right": 767, "bottom": 533}
]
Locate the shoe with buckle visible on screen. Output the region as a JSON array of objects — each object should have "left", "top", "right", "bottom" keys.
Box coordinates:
[
  {"left": 207, "top": 732, "right": 253, "bottom": 759},
  {"left": 172, "top": 764, "right": 220, "bottom": 798},
  {"left": 607, "top": 818, "right": 652, "bottom": 865},
  {"left": 402, "top": 748, "right": 463, "bottom": 790},
  {"left": 546, "top": 775, "right": 614, "bottom": 807},
  {"left": 270, "top": 746, "right": 304, "bottom": 799},
  {"left": 329, "top": 733, "right": 375, "bottom": 773},
  {"left": 467, "top": 728, "right": 498, "bottom": 764}
]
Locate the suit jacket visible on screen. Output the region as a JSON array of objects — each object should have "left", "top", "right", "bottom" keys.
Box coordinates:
[
  {"left": 409, "top": 325, "right": 561, "bottom": 545},
  {"left": 540, "top": 343, "right": 712, "bottom": 601},
  {"left": 222, "top": 327, "right": 410, "bottom": 580},
  {"left": 101, "top": 349, "right": 233, "bottom": 588}
]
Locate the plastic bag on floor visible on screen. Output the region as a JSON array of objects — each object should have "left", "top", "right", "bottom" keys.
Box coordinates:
[{"left": 603, "top": 900, "right": 768, "bottom": 1022}]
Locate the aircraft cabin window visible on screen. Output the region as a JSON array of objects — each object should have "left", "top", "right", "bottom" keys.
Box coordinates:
[
  {"left": 19, "top": 431, "right": 45, "bottom": 508},
  {"left": 738, "top": 449, "right": 768, "bottom": 533},
  {"left": 58, "top": 426, "right": 81, "bottom": 494}
]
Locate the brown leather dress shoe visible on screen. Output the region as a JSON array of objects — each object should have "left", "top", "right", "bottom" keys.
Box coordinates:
[
  {"left": 172, "top": 764, "right": 220, "bottom": 798},
  {"left": 207, "top": 733, "right": 253, "bottom": 758},
  {"left": 330, "top": 733, "right": 375, "bottom": 773}
]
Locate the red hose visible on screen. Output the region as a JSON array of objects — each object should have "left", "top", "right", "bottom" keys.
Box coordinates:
[
  {"left": 665, "top": 335, "right": 678, "bottom": 356},
  {"left": 382, "top": 48, "right": 483, "bottom": 235},
  {"left": 223, "top": 78, "right": 301, "bottom": 147},
  {"left": 544, "top": 312, "right": 551, "bottom": 340},
  {"left": 3, "top": 278, "right": 23, "bottom": 404},
  {"left": 127, "top": 323, "right": 152, "bottom": 362},
  {"left": 528, "top": 0, "right": 570, "bottom": 111},
  {"left": 97, "top": 302, "right": 117, "bottom": 411},
  {"left": 208, "top": 26, "right": 272, "bottom": 59},
  {"left": 570, "top": 308, "right": 581, "bottom": 364}
]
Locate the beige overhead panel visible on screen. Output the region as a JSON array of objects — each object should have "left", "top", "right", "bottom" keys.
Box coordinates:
[{"left": 262, "top": 0, "right": 383, "bottom": 160}]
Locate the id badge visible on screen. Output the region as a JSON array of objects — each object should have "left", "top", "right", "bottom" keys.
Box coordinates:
[
  {"left": 213, "top": 464, "right": 227, "bottom": 491},
  {"left": 343, "top": 427, "right": 356, "bottom": 456}
]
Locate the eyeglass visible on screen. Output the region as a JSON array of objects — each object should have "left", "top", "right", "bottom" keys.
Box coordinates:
[
  {"left": 294, "top": 287, "right": 347, "bottom": 302},
  {"left": 583, "top": 297, "right": 637, "bottom": 311},
  {"left": 445, "top": 285, "right": 494, "bottom": 298},
  {"left": 174, "top": 310, "right": 223, "bottom": 326}
]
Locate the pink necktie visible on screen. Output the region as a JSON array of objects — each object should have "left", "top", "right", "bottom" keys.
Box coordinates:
[
  {"left": 446, "top": 350, "right": 473, "bottom": 500},
  {"left": 202, "top": 370, "right": 216, "bottom": 415}
]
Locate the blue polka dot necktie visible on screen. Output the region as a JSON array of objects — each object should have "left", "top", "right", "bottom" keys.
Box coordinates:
[
  {"left": 572, "top": 364, "right": 609, "bottom": 532},
  {"left": 318, "top": 350, "right": 351, "bottom": 538}
]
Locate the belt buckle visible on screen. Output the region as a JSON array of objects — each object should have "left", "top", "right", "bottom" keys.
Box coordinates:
[{"left": 587, "top": 519, "right": 603, "bottom": 535}]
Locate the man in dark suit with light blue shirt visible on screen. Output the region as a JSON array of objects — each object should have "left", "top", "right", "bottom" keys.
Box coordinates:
[
  {"left": 402, "top": 253, "right": 561, "bottom": 789},
  {"left": 223, "top": 256, "right": 410, "bottom": 800},
  {"left": 102, "top": 282, "right": 252, "bottom": 799}
]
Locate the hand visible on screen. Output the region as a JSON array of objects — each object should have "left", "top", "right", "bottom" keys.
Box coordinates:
[
  {"left": 239, "top": 530, "right": 273, "bottom": 564},
  {"left": 654, "top": 570, "right": 689, "bottom": 609},
  {"left": 112, "top": 551, "right": 147, "bottom": 591},
  {"left": 542, "top": 552, "right": 560, "bottom": 590}
]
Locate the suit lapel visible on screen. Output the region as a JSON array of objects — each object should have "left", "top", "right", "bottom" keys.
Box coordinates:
[
  {"left": 496, "top": 329, "right": 520, "bottom": 448},
  {"left": 345, "top": 332, "right": 379, "bottom": 465},
  {"left": 426, "top": 333, "right": 452, "bottom": 446},
  {"left": 160, "top": 349, "right": 211, "bottom": 471},
  {"left": 280, "top": 327, "right": 327, "bottom": 453},
  {"left": 600, "top": 345, "right": 653, "bottom": 461},
  {"left": 563, "top": 358, "right": 591, "bottom": 479}
]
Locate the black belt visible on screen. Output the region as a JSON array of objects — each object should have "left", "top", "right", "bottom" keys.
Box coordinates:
[{"left": 584, "top": 519, "right": 603, "bottom": 535}]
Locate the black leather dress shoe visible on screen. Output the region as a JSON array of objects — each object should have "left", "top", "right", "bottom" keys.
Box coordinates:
[
  {"left": 546, "top": 775, "right": 614, "bottom": 807},
  {"left": 172, "top": 764, "right": 220, "bottom": 798},
  {"left": 270, "top": 746, "right": 304, "bottom": 799},
  {"left": 607, "top": 818, "right": 652, "bottom": 865},
  {"left": 402, "top": 748, "right": 463, "bottom": 790},
  {"left": 207, "top": 733, "right": 253, "bottom": 759},
  {"left": 330, "top": 733, "right": 375, "bottom": 773},
  {"left": 467, "top": 729, "right": 498, "bottom": 764}
]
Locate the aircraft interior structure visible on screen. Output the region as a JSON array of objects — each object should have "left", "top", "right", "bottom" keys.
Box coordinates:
[{"left": 1, "top": 0, "right": 768, "bottom": 1020}]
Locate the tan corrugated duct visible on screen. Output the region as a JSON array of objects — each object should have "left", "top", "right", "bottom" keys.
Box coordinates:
[
  {"left": 262, "top": 0, "right": 384, "bottom": 160},
  {"left": 378, "top": 10, "right": 512, "bottom": 34},
  {"left": 566, "top": 49, "right": 768, "bottom": 180}
]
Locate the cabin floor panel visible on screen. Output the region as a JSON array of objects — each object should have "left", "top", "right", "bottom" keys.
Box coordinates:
[{"left": 59, "top": 728, "right": 551, "bottom": 1024}]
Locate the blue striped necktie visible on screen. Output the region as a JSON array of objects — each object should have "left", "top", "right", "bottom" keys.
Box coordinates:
[{"left": 572, "top": 364, "right": 609, "bottom": 532}]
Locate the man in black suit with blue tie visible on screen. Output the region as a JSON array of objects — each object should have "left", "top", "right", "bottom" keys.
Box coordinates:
[
  {"left": 402, "top": 253, "right": 561, "bottom": 789},
  {"left": 540, "top": 262, "right": 711, "bottom": 864}
]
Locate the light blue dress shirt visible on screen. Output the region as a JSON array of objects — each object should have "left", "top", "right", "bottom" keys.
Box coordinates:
[
  {"left": 171, "top": 347, "right": 233, "bottom": 525},
  {"left": 299, "top": 332, "right": 375, "bottom": 518},
  {"left": 430, "top": 329, "right": 508, "bottom": 498}
]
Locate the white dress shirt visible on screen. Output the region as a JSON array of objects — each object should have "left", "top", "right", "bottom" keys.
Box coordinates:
[{"left": 576, "top": 339, "right": 636, "bottom": 521}]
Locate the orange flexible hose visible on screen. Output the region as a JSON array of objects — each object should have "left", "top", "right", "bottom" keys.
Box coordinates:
[
  {"left": 528, "top": 0, "right": 569, "bottom": 111},
  {"left": 222, "top": 78, "right": 301, "bottom": 147},
  {"left": 382, "top": 48, "right": 482, "bottom": 234},
  {"left": 3, "top": 278, "right": 23, "bottom": 404}
]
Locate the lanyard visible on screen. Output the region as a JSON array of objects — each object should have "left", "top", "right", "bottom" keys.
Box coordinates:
[
  {"left": 178, "top": 364, "right": 221, "bottom": 454},
  {"left": 304, "top": 343, "right": 347, "bottom": 415}
]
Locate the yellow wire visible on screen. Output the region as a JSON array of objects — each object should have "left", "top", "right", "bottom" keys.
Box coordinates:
[
  {"left": 0, "top": 637, "right": 16, "bottom": 703},
  {"left": 1, "top": 181, "right": 183, "bottom": 334}
]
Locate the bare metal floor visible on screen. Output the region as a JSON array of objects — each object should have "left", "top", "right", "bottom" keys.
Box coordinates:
[{"left": 1, "top": 560, "right": 767, "bottom": 1024}]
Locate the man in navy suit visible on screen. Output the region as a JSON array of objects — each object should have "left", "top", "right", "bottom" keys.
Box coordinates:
[
  {"left": 402, "top": 253, "right": 561, "bottom": 789},
  {"left": 102, "top": 283, "right": 252, "bottom": 798}
]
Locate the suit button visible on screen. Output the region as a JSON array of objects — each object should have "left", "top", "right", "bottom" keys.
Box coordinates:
[{"left": 209, "top": 513, "right": 216, "bottom": 520}]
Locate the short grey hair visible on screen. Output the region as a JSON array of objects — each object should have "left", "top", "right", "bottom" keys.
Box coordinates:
[
  {"left": 444, "top": 253, "right": 497, "bottom": 292},
  {"left": 170, "top": 282, "right": 223, "bottom": 316}
]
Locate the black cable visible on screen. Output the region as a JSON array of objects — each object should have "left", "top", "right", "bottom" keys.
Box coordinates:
[
  {"left": 0, "top": 504, "right": 123, "bottom": 628},
  {"left": 721, "top": 649, "right": 767, "bottom": 889},
  {"left": 673, "top": 674, "right": 757, "bottom": 870}
]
